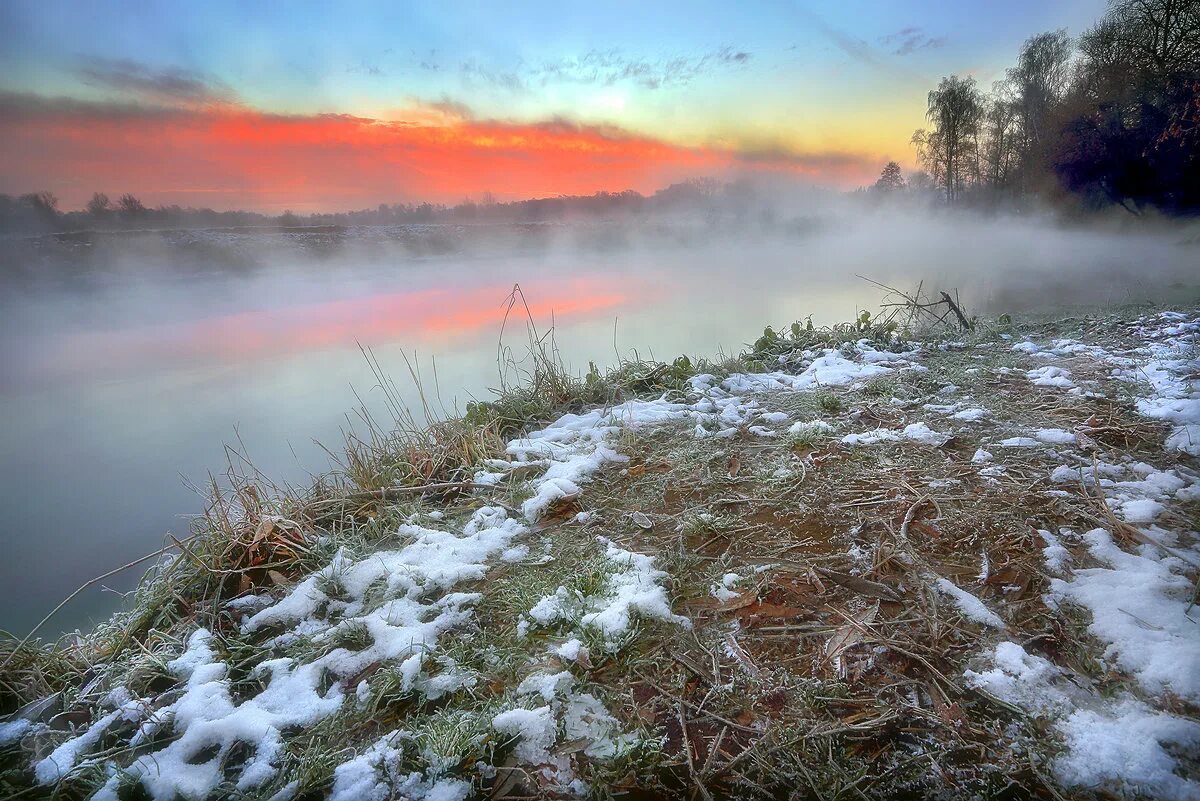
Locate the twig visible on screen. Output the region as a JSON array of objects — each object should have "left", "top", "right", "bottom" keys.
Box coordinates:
[{"left": 1, "top": 538, "right": 195, "bottom": 671}]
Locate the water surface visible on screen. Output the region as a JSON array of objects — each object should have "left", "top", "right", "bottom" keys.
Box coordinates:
[{"left": 2, "top": 214, "right": 1195, "bottom": 636}]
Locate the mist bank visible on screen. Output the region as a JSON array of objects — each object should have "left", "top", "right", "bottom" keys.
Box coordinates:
[{"left": 2, "top": 203, "right": 1197, "bottom": 316}]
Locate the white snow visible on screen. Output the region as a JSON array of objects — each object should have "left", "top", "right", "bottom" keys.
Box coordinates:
[
  {"left": 328, "top": 731, "right": 471, "bottom": 801},
  {"left": 965, "top": 642, "right": 1200, "bottom": 801},
  {"left": 83, "top": 507, "right": 525, "bottom": 799},
  {"left": 788, "top": 420, "right": 835, "bottom": 437},
  {"left": 932, "top": 577, "right": 1005, "bottom": 628},
  {"left": 1049, "top": 528, "right": 1200, "bottom": 702},
  {"left": 1035, "top": 428, "right": 1076, "bottom": 444},
  {"left": 493, "top": 706, "right": 558, "bottom": 766},
  {"left": 1037, "top": 529, "right": 1071, "bottom": 574},
  {"left": 1119, "top": 498, "right": 1165, "bottom": 523},
  {"left": 841, "top": 422, "right": 948, "bottom": 447},
  {"left": 579, "top": 540, "right": 691, "bottom": 639},
  {"left": 522, "top": 540, "right": 689, "bottom": 646},
  {"left": 1027, "top": 366, "right": 1076, "bottom": 389},
  {"left": 901, "top": 422, "right": 950, "bottom": 445},
  {"left": 551, "top": 638, "right": 588, "bottom": 662},
  {"left": 998, "top": 437, "right": 1042, "bottom": 447}
]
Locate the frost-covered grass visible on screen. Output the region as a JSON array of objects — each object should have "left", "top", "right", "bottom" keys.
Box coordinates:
[{"left": 2, "top": 299, "right": 1199, "bottom": 800}]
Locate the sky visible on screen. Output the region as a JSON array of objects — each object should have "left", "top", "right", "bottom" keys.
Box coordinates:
[{"left": 0, "top": 0, "right": 1108, "bottom": 212}]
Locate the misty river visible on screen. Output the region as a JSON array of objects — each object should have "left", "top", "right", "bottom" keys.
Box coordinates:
[{"left": 1, "top": 213, "right": 1196, "bottom": 637}]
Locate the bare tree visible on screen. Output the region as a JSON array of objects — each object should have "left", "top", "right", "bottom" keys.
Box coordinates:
[
  {"left": 1008, "top": 30, "right": 1074, "bottom": 150},
  {"left": 979, "top": 80, "right": 1021, "bottom": 191},
  {"left": 118, "top": 193, "right": 147, "bottom": 217},
  {"left": 912, "top": 75, "right": 982, "bottom": 202},
  {"left": 1106, "top": 0, "right": 1200, "bottom": 78},
  {"left": 86, "top": 192, "right": 111, "bottom": 216}
]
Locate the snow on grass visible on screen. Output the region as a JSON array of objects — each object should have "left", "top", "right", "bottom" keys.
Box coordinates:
[
  {"left": 80, "top": 508, "right": 525, "bottom": 799},
  {"left": 1036, "top": 529, "right": 1071, "bottom": 574},
  {"left": 1118, "top": 498, "right": 1165, "bottom": 523},
  {"left": 721, "top": 350, "right": 892, "bottom": 393},
  {"left": 840, "top": 428, "right": 899, "bottom": 446},
  {"left": 841, "top": 422, "right": 949, "bottom": 447},
  {"left": 1034, "top": 428, "right": 1076, "bottom": 444},
  {"left": 328, "top": 730, "right": 472, "bottom": 801},
  {"left": 1116, "top": 312, "right": 1200, "bottom": 456},
  {"left": 965, "top": 642, "right": 1200, "bottom": 801},
  {"left": 492, "top": 670, "right": 638, "bottom": 789},
  {"left": 1027, "top": 366, "right": 1075, "bottom": 389},
  {"left": 997, "top": 436, "right": 1043, "bottom": 447},
  {"left": 494, "top": 352, "right": 895, "bottom": 520},
  {"left": 789, "top": 420, "right": 835, "bottom": 436},
  {"left": 524, "top": 539, "right": 690, "bottom": 646},
  {"left": 1049, "top": 528, "right": 1200, "bottom": 702},
  {"left": 1056, "top": 701, "right": 1200, "bottom": 801},
  {"left": 931, "top": 577, "right": 1006, "bottom": 629},
  {"left": 901, "top": 422, "right": 949, "bottom": 445},
  {"left": 1138, "top": 397, "right": 1200, "bottom": 456},
  {"left": 550, "top": 638, "right": 588, "bottom": 663},
  {"left": 35, "top": 695, "right": 147, "bottom": 785},
  {"left": 710, "top": 572, "right": 742, "bottom": 602}
]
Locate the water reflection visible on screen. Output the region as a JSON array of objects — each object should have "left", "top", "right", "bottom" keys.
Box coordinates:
[{"left": 1, "top": 216, "right": 1196, "bottom": 637}]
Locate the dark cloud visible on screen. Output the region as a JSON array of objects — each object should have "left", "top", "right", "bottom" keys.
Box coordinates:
[
  {"left": 346, "top": 58, "right": 385, "bottom": 77},
  {"left": 460, "top": 59, "right": 525, "bottom": 91},
  {"left": 732, "top": 143, "right": 876, "bottom": 171},
  {"left": 73, "top": 57, "right": 235, "bottom": 105},
  {"left": 534, "top": 47, "right": 751, "bottom": 90},
  {"left": 879, "top": 26, "right": 947, "bottom": 56},
  {"left": 791, "top": 9, "right": 931, "bottom": 83},
  {"left": 426, "top": 97, "right": 473, "bottom": 120},
  {"left": 458, "top": 46, "right": 751, "bottom": 93}
]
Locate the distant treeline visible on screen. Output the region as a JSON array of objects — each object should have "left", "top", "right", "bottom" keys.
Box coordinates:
[
  {"left": 0, "top": 179, "right": 769, "bottom": 235},
  {"left": 898, "top": 0, "right": 1198, "bottom": 214}
]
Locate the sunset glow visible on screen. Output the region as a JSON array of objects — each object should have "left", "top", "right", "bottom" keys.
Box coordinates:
[{"left": 0, "top": 0, "right": 1108, "bottom": 211}]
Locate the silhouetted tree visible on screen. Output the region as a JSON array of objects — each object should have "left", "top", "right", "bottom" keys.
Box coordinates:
[
  {"left": 1054, "top": 0, "right": 1200, "bottom": 212},
  {"left": 873, "top": 161, "right": 906, "bottom": 193},
  {"left": 117, "top": 193, "right": 147, "bottom": 220},
  {"left": 912, "top": 75, "right": 983, "bottom": 202},
  {"left": 86, "top": 193, "right": 111, "bottom": 216}
]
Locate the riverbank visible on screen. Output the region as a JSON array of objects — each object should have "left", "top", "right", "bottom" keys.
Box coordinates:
[{"left": 2, "top": 297, "right": 1198, "bottom": 800}]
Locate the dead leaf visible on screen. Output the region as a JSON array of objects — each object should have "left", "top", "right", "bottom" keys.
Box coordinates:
[
  {"left": 556, "top": 737, "right": 592, "bottom": 755},
  {"left": 814, "top": 568, "right": 902, "bottom": 601},
  {"left": 727, "top": 455, "right": 741, "bottom": 477},
  {"left": 724, "top": 633, "right": 760, "bottom": 677},
  {"left": 267, "top": 569, "right": 290, "bottom": 586},
  {"left": 627, "top": 463, "right": 647, "bottom": 477},
  {"left": 250, "top": 518, "right": 275, "bottom": 548},
  {"left": 716, "top": 592, "right": 758, "bottom": 612},
  {"left": 824, "top": 605, "right": 879, "bottom": 678},
  {"left": 630, "top": 511, "right": 653, "bottom": 529}
]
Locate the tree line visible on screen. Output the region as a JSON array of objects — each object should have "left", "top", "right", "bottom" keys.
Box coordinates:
[
  {"left": 0, "top": 180, "right": 766, "bottom": 234},
  {"left": 891, "top": 0, "right": 1199, "bottom": 214}
]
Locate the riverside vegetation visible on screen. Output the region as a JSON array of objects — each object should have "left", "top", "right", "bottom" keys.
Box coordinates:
[{"left": 1, "top": 286, "right": 1198, "bottom": 801}]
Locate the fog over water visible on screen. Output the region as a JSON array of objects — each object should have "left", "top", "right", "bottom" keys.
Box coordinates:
[{"left": 1, "top": 208, "right": 1197, "bottom": 636}]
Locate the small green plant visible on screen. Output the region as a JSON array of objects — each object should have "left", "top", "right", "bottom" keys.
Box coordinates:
[{"left": 814, "top": 389, "right": 844, "bottom": 413}]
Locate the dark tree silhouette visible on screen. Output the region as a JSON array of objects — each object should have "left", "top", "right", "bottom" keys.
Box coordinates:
[{"left": 873, "top": 161, "right": 906, "bottom": 192}]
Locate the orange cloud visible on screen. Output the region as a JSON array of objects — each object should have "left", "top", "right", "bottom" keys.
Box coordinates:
[{"left": 0, "top": 93, "right": 879, "bottom": 211}]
